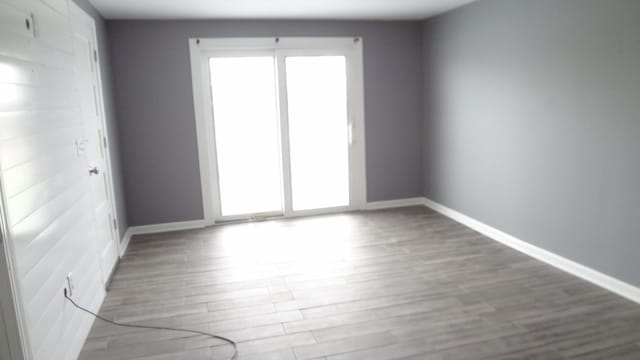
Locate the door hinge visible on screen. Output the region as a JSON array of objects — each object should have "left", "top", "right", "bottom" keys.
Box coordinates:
[
  {"left": 103, "top": 136, "right": 108, "bottom": 148},
  {"left": 112, "top": 218, "right": 117, "bottom": 230},
  {"left": 93, "top": 49, "right": 98, "bottom": 62}
]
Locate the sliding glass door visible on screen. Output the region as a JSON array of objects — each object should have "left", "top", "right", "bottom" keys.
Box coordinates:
[
  {"left": 208, "top": 56, "right": 284, "bottom": 218},
  {"left": 197, "top": 38, "right": 366, "bottom": 222},
  {"left": 284, "top": 55, "right": 351, "bottom": 211}
]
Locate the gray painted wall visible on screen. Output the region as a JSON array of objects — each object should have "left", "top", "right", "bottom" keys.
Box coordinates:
[
  {"left": 106, "top": 20, "right": 424, "bottom": 226},
  {"left": 72, "top": 0, "right": 128, "bottom": 238},
  {"left": 422, "top": 0, "right": 640, "bottom": 286}
]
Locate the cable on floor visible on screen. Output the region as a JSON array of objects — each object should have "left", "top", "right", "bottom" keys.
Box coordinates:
[{"left": 64, "top": 292, "right": 238, "bottom": 360}]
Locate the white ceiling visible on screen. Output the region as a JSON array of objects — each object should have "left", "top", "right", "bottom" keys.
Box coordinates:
[{"left": 89, "top": 0, "right": 477, "bottom": 20}]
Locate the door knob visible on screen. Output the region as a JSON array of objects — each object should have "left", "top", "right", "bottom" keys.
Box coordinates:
[{"left": 88, "top": 166, "right": 99, "bottom": 175}]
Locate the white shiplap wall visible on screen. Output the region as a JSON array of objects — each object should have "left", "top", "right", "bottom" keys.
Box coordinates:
[{"left": 0, "top": 0, "right": 106, "bottom": 359}]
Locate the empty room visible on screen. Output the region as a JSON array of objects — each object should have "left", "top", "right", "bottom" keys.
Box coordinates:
[{"left": 1, "top": 0, "right": 639, "bottom": 359}]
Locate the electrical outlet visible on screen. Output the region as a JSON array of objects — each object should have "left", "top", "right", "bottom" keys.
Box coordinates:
[{"left": 66, "top": 273, "right": 75, "bottom": 298}]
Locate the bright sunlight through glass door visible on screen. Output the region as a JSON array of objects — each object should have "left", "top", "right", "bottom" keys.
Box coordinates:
[
  {"left": 285, "top": 56, "right": 351, "bottom": 211},
  {"left": 209, "top": 57, "right": 283, "bottom": 217}
]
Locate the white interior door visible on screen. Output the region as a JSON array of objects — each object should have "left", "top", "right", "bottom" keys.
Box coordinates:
[{"left": 71, "top": 6, "right": 118, "bottom": 284}]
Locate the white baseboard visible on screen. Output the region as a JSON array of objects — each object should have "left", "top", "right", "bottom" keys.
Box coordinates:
[
  {"left": 366, "top": 197, "right": 427, "bottom": 210},
  {"left": 119, "top": 228, "right": 133, "bottom": 257},
  {"left": 118, "top": 220, "right": 206, "bottom": 257},
  {"left": 112, "top": 199, "right": 640, "bottom": 304},
  {"left": 128, "top": 219, "right": 206, "bottom": 235},
  {"left": 422, "top": 197, "right": 640, "bottom": 304}
]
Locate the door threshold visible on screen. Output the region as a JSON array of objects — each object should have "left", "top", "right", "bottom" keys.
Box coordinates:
[{"left": 212, "top": 206, "right": 362, "bottom": 226}]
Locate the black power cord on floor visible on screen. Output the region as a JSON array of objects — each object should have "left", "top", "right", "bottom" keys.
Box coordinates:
[{"left": 64, "top": 291, "right": 238, "bottom": 360}]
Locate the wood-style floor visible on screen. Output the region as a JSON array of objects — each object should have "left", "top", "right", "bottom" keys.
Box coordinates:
[{"left": 79, "top": 207, "right": 640, "bottom": 360}]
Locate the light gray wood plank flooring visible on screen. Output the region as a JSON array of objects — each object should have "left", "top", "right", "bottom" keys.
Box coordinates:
[{"left": 79, "top": 207, "right": 640, "bottom": 359}]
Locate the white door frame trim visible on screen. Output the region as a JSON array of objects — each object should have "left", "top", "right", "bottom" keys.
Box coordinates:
[
  {"left": 0, "top": 184, "right": 29, "bottom": 360},
  {"left": 71, "top": 4, "right": 123, "bottom": 259},
  {"left": 189, "top": 37, "right": 367, "bottom": 225}
]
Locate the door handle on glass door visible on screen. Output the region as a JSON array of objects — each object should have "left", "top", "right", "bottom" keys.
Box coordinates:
[{"left": 89, "top": 166, "right": 100, "bottom": 175}]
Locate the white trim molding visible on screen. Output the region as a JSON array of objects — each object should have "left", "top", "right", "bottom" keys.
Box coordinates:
[
  {"left": 119, "top": 229, "right": 133, "bottom": 257},
  {"left": 422, "top": 197, "right": 640, "bottom": 304},
  {"left": 0, "top": 196, "right": 28, "bottom": 360},
  {"left": 128, "top": 219, "right": 206, "bottom": 236},
  {"left": 366, "top": 197, "right": 427, "bottom": 210},
  {"left": 119, "top": 220, "right": 206, "bottom": 257}
]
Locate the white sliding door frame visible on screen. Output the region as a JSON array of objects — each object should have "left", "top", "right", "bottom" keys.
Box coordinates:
[{"left": 189, "top": 37, "right": 367, "bottom": 225}]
